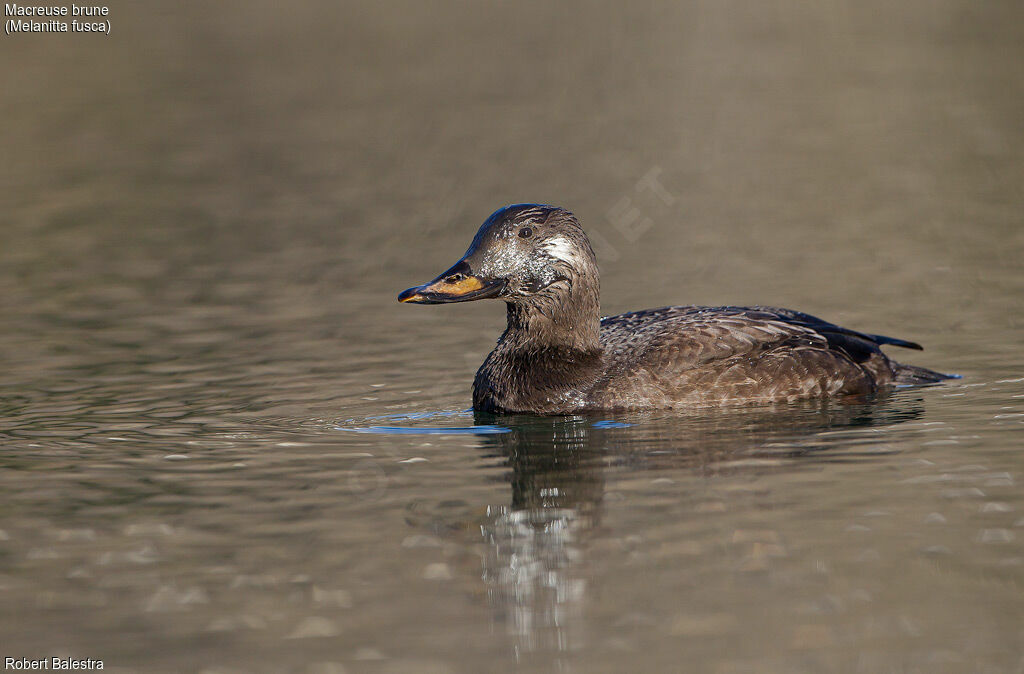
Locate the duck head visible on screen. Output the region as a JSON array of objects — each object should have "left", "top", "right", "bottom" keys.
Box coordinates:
[{"left": 397, "top": 204, "right": 598, "bottom": 311}]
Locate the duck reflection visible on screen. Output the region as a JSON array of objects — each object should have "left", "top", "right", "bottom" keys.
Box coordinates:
[
  {"left": 471, "top": 394, "right": 926, "bottom": 660},
  {"left": 477, "top": 415, "right": 602, "bottom": 657}
]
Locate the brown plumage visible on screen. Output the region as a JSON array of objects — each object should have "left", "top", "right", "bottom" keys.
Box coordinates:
[{"left": 398, "top": 204, "right": 952, "bottom": 415}]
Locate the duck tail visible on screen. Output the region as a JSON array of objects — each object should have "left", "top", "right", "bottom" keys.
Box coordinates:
[{"left": 894, "top": 363, "right": 960, "bottom": 385}]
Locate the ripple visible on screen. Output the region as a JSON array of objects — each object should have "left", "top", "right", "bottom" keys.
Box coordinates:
[
  {"left": 592, "top": 420, "right": 634, "bottom": 428},
  {"left": 336, "top": 425, "right": 511, "bottom": 435}
]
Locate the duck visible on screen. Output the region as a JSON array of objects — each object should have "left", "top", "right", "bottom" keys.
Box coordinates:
[{"left": 397, "top": 204, "right": 952, "bottom": 415}]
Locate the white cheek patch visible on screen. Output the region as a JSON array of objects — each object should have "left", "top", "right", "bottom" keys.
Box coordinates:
[{"left": 541, "top": 236, "right": 579, "bottom": 264}]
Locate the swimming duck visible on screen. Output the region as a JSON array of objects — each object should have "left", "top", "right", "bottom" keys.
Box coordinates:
[{"left": 398, "top": 204, "right": 950, "bottom": 414}]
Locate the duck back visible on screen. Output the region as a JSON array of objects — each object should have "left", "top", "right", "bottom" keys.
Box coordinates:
[{"left": 585, "top": 305, "right": 947, "bottom": 410}]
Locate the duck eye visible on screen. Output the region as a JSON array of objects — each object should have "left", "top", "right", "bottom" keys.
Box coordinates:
[
  {"left": 518, "top": 227, "right": 533, "bottom": 239},
  {"left": 445, "top": 273, "right": 465, "bottom": 283}
]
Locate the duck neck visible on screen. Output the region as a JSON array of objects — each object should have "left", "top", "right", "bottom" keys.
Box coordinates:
[
  {"left": 502, "top": 287, "right": 601, "bottom": 356},
  {"left": 474, "top": 281, "right": 603, "bottom": 414}
]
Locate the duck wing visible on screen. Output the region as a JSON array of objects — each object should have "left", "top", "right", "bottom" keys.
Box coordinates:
[
  {"left": 743, "top": 306, "right": 923, "bottom": 351},
  {"left": 596, "top": 306, "right": 914, "bottom": 406}
]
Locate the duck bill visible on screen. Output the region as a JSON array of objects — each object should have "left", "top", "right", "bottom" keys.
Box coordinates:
[{"left": 397, "top": 263, "right": 504, "bottom": 304}]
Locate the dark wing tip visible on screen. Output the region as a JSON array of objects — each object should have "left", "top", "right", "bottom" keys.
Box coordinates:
[{"left": 871, "top": 334, "right": 924, "bottom": 351}]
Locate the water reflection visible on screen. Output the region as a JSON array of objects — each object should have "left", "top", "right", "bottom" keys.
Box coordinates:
[
  {"left": 473, "top": 395, "right": 925, "bottom": 660},
  {"left": 479, "top": 416, "right": 603, "bottom": 658}
]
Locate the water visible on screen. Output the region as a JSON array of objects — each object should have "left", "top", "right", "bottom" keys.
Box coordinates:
[{"left": 2, "top": 1, "right": 1023, "bottom": 672}]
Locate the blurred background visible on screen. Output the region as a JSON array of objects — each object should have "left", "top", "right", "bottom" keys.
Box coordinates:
[{"left": 1, "top": 1, "right": 1022, "bottom": 673}]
